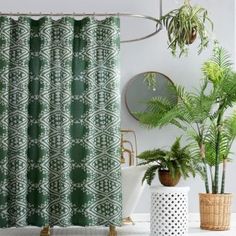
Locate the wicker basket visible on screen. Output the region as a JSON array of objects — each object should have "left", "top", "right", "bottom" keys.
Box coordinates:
[{"left": 199, "top": 193, "right": 233, "bottom": 231}]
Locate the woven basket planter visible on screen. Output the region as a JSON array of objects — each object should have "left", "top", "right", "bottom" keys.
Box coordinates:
[{"left": 199, "top": 193, "right": 233, "bottom": 231}]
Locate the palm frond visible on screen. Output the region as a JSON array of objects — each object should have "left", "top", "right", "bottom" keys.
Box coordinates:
[
  {"left": 211, "top": 45, "right": 233, "bottom": 70},
  {"left": 225, "top": 111, "right": 236, "bottom": 138},
  {"left": 204, "top": 122, "right": 232, "bottom": 166}
]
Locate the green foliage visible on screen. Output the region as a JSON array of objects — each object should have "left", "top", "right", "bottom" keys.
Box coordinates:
[
  {"left": 204, "top": 123, "right": 231, "bottom": 166},
  {"left": 225, "top": 111, "right": 236, "bottom": 140},
  {"left": 207, "top": 44, "right": 233, "bottom": 69},
  {"left": 144, "top": 72, "right": 158, "bottom": 90},
  {"left": 138, "top": 137, "right": 202, "bottom": 185},
  {"left": 203, "top": 43, "right": 236, "bottom": 108},
  {"left": 141, "top": 165, "right": 159, "bottom": 185},
  {"left": 138, "top": 44, "right": 236, "bottom": 193},
  {"left": 202, "top": 44, "right": 236, "bottom": 193},
  {"left": 138, "top": 81, "right": 215, "bottom": 135},
  {"left": 161, "top": 0, "right": 213, "bottom": 57},
  {"left": 202, "top": 62, "right": 225, "bottom": 84},
  {"left": 202, "top": 45, "right": 232, "bottom": 84}
]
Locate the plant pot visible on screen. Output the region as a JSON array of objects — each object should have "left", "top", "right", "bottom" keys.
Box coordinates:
[
  {"left": 185, "top": 28, "right": 197, "bottom": 45},
  {"left": 199, "top": 193, "right": 233, "bottom": 231},
  {"left": 158, "top": 170, "right": 181, "bottom": 186}
]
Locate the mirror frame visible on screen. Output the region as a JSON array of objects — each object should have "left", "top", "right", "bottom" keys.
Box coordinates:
[{"left": 125, "top": 71, "right": 176, "bottom": 120}]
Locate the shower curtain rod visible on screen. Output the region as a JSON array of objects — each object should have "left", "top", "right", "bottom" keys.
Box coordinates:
[{"left": 0, "top": 0, "right": 163, "bottom": 43}]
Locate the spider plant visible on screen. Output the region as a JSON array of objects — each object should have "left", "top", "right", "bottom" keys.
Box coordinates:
[{"left": 161, "top": 0, "right": 213, "bottom": 57}]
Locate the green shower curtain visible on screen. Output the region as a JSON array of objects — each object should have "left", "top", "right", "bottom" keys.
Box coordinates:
[{"left": 0, "top": 16, "right": 121, "bottom": 227}]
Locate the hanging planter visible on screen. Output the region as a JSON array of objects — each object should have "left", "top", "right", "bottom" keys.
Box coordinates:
[
  {"left": 161, "top": 0, "right": 213, "bottom": 57},
  {"left": 185, "top": 27, "right": 197, "bottom": 45}
]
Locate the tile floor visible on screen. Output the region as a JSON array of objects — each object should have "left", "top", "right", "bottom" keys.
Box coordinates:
[{"left": 0, "top": 221, "right": 236, "bottom": 236}]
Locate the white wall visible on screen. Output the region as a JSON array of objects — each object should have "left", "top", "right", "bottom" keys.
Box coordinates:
[
  {"left": 120, "top": 0, "right": 236, "bottom": 213},
  {"left": 1, "top": 0, "right": 235, "bottom": 213}
]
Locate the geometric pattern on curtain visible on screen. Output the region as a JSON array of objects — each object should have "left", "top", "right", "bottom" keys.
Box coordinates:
[{"left": 0, "top": 16, "right": 121, "bottom": 227}]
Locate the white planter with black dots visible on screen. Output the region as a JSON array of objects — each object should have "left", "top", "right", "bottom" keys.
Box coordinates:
[{"left": 150, "top": 186, "right": 190, "bottom": 236}]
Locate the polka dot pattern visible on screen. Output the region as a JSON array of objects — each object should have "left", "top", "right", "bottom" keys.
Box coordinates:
[{"left": 151, "top": 189, "right": 189, "bottom": 236}]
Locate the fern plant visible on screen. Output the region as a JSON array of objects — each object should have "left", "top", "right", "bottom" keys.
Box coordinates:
[
  {"left": 161, "top": 0, "right": 213, "bottom": 57},
  {"left": 137, "top": 43, "right": 236, "bottom": 194},
  {"left": 137, "top": 137, "right": 201, "bottom": 185}
]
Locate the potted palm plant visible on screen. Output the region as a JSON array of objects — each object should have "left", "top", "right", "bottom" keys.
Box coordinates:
[
  {"left": 198, "top": 45, "right": 236, "bottom": 231},
  {"left": 137, "top": 44, "right": 236, "bottom": 230},
  {"left": 137, "top": 137, "right": 201, "bottom": 186},
  {"left": 161, "top": 0, "right": 213, "bottom": 56}
]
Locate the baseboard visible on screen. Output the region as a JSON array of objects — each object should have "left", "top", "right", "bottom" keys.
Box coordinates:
[{"left": 131, "top": 213, "right": 236, "bottom": 223}]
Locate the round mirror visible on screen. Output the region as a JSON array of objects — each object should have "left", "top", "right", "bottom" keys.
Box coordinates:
[{"left": 125, "top": 71, "right": 178, "bottom": 120}]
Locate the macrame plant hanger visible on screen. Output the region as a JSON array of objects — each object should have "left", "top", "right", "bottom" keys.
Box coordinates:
[{"left": 0, "top": 1, "right": 163, "bottom": 236}]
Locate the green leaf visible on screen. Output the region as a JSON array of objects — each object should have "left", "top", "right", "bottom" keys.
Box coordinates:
[
  {"left": 142, "top": 165, "right": 159, "bottom": 185},
  {"left": 161, "top": 1, "right": 213, "bottom": 57}
]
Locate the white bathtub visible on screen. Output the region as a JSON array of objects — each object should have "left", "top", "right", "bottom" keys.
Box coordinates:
[{"left": 121, "top": 165, "right": 147, "bottom": 218}]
